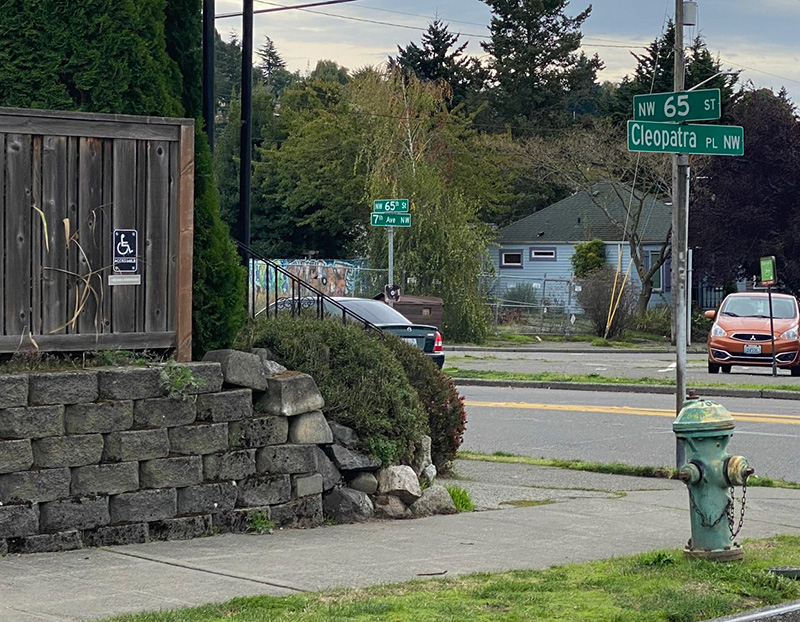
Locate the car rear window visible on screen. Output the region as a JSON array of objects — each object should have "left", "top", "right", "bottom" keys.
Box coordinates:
[
  {"left": 721, "top": 296, "right": 797, "bottom": 319},
  {"left": 328, "top": 299, "right": 411, "bottom": 325}
]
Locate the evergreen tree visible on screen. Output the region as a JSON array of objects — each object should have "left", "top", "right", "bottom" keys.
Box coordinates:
[
  {"left": 390, "top": 19, "right": 488, "bottom": 112},
  {"left": 480, "top": 0, "right": 603, "bottom": 131},
  {"left": 256, "top": 36, "right": 296, "bottom": 95}
]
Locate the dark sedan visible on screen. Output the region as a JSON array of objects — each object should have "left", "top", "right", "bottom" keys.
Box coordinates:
[{"left": 325, "top": 297, "right": 445, "bottom": 369}]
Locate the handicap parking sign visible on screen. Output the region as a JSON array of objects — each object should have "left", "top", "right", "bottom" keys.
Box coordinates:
[{"left": 113, "top": 229, "right": 138, "bottom": 273}]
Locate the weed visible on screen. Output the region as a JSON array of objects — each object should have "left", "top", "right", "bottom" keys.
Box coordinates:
[
  {"left": 247, "top": 510, "right": 276, "bottom": 535},
  {"left": 159, "top": 360, "right": 203, "bottom": 401},
  {"left": 445, "top": 485, "right": 475, "bottom": 512}
]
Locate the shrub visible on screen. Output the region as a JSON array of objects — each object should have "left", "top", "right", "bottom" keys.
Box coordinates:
[
  {"left": 242, "top": 318, "right": 428, "bottom": 466},
  {"left": 382, "top": 336, "right": 467, "bottom": 472},
  {"left": 571, "top": 239, "right": 606, "bottom": 278},
  {"left": 634, "top": 305, "right": 672, "bottom": 339},
  {"left": 576, "top": 265, "right": 638, "bottom": 338}
]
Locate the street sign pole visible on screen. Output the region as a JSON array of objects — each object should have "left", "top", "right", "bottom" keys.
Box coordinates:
[
  {"left": 388, "top": 226, "right": 394, "bottom": 306},
  {"left": 673, "top": 0, "right": 688, "bottom": 457}
]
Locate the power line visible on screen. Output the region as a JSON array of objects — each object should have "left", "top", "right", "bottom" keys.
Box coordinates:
[{"left": 216, "top": 0, "right": 362, "bottom": 20}]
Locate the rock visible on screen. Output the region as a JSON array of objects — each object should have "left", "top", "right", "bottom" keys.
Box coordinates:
[
  {"left": 203, "top": 350, "right": 267, "bottom": 391},
  {"left": 373, "top": 494, "right": 409, "bottom": 519},
  {"left": 411, "top": 435, "right": 432, "bottom": 476},
  {"left": 252, "top": 348, "right": 287, "bottom": 376},
  {"left": 347, "top": 472, "right": 378, "bottom": 495},
  {"left": 377, "top": 465, "right": 422, "bottom": 505},
  {"left": 409, "top": 485, "right": 458, "bottom": 517},
  {"left": 323, "top": 445, "right": 379, "bottom": 472},
  {"left": 289, "top": 410, "right": 333, "bottom": 444},
  {"left": 328, "top": 421, "right": 358, "bottom": 448},
  {"left": 313, "top": 447, "right": 341, "bottom": 491},
  {"left": 421, "top": 464, "right": 437, "bottom": 486},
  {"left": 322, "top": 487, "right": 373, "bottom": 524},
  {"left": 255, "top": 372, "right": 324, "bottom": 417}
]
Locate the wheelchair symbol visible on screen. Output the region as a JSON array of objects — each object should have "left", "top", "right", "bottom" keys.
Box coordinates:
[{"left": 116, "top": 234, "right": 134, "bottom": 256}]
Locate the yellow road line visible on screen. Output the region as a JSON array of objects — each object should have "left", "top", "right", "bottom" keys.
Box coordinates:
[{"left": 463, "top": 400, "right": 800, "bottom": 426}]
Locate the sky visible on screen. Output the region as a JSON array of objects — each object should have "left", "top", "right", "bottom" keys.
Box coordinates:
[{"left": 213, "top": 0, "right": 800, "bottom": 105}]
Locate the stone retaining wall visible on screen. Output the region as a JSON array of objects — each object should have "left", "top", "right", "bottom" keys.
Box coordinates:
[{"left": 0, "top": 350, "right": 453, "bottom": 555}]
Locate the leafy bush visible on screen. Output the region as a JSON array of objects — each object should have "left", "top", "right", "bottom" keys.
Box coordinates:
[
  {"left": 242, "top": 318, "right": 428, "bottom": 466},
  {"left": 634, "top": 305, "right": 672, "bottom": 338},
  {"left": 381, "top": 336, "right": 467, "bottom": 471},
  {"left": 576, "top": 265, "right": 638, "bottom": 338},
  {"left": 571, "top": 238, "right": 606, "bottom": 278}
]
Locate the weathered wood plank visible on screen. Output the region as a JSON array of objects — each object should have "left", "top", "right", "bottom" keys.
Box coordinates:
[
  {"left": 135, "top": 141, "right": 147, "bottom": 333},
  {"left": 0, "top": 114, "right": 181, "bottom": 142},
  {"left": 0, "top": 332, "right": 176, "bottom": 352},
  {"left": 77, "top": 137, "right": 105, "bottom": 334},
  {"left": 0, "top": 133, "right": 5, "bottom": 336},
  {"left": 145, "top": 140, "right": 170, "bottom": 333},
  {"left": 100, "top": 138, "right": 113, "bottom": 333},
  {"left": 4, "top": 134, "right": 32, "bottom": 336},
  {"left": 41, "top": 136, "right": 69, "bottom": 334},
  {"left": 111, "top": 139, "right": 138, "bottom": 333},
  {"left": 31, "top": 137, "right": 42, "bottom": 335},
  {"left": 175, "top": 124, "right": 195, "bottom": 361},
  {"left": 167, "top": 142, "right": 178, "bottom": 334},
  {"left": 65, "top": 137, "right": 79, "bottom": 334}
]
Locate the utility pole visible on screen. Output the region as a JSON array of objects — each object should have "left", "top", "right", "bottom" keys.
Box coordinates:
[
  {"left": 202, "top": 0, "right": 215, "bottom": 151},
  {"left": 672, "top": 0, "right": 689, "bottom": 415},
  {"left": 238, "top": 0, "right": 254, "bottom": 259}
]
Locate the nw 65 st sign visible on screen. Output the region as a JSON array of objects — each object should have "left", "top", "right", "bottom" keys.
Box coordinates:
[{"left": 633, "top": 89, "right": 721, "bottom": 123}]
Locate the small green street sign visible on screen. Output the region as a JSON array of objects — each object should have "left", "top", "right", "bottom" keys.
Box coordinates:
[
  {"left": 627, "top": 120, "right": 744, "bottom": 156},
  {"left": 633, "top": 89, "right": 721, "bottom": 123},
  {"left": 371, "top": 212, "right": 411, "bottom": 227},
  {"left": 761, "top": 256, "right": 777, "bottom": 286},
  {"left": 373, "top": 199, "right": 409, "bottom": 213}
]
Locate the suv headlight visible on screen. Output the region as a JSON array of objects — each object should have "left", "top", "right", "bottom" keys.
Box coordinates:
[
  {"left": 780, "top": 325, "right": 799, "bottom": 340},
  {"left": 710, "top": 323, "right": 727, "bottom": 337}
]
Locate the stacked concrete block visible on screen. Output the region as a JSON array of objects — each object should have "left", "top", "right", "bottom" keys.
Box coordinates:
[{"left": 0, "top": 355, "right": 345, "bottom": 554}]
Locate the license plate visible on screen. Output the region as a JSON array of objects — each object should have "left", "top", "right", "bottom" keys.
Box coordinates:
[
  {"left": 403, "top": 338, "right": 417, "bottom": 346},
  {"left": 744, "top": 344, "right": 762, "bottom": 354}
]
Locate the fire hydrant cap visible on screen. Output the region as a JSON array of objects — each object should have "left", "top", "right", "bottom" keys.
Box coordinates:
[{"left": 673, "top": 397, "right": 735, "bottom": 434}]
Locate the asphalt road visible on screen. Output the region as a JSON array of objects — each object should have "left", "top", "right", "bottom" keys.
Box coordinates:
[
  {"left": 458, "top": 384, "right": 800, "bottom": 482},
  {"left": 446, "top": 348, "right": 800, "bottom": 386}
]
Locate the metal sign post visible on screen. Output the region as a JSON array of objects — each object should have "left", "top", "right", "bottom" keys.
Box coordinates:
[
  {"left": 372, "top": 199, "right": 410, "bottom": 306},
  {"left": 761, "top": 256, "right": 778, "bottom": 377}
]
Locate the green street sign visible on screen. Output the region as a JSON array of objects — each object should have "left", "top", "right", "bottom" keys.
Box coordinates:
[
  {"left": 633, "top": 89, "right": 721, "bottom": 122},
  {"left": 371, "top": 212, "right": 411, "bottom": 227},
  {"left": 760, "top": 256, "right": 776, "bottom": 286},
  {"left": 627, "top": 120, "right": 744, "bottom": 156},
  {"left": 373, "top": 199, "right": 409, "bottom": 213}
]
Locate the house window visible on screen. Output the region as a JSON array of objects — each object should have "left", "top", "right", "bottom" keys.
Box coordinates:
[
  {"left": 500, "top": 250, "right": 523, "bottom": 269},
  {"left": 529, "top": 247, "right": 556, "bottom": 261},
  {"left": 647, "top": 251, "right": 667, "bottom": 292}
]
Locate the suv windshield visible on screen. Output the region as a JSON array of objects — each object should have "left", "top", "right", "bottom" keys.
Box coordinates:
[{"left": 721, "top": 296, "right": 797, "bottom": 319}]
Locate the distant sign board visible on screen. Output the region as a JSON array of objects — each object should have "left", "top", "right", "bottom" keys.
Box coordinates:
[
  {"left": 373, "top": 199, "right": 409, "bottom": 213},
  {"left": 760, "top": 256, "right": 777, "bottom": 286},
  {"left": 371, "top": 213, "right": 411, "bottom": 227}
]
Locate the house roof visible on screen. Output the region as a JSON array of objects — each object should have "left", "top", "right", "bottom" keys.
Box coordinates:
[{"left": 498, "top": 182, "right": 672, "bottom": 244}]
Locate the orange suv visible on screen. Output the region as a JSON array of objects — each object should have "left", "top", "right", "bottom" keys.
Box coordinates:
[{"left": 705, "top": 292, "right": 800, "bottom": 375}]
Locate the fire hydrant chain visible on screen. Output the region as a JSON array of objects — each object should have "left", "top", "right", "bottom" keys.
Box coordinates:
[
  {"left": 688, "top": 487, "right": 730, "bottom": 529},
  {"left": 727, "top": 483, "right": 747, "bottom": 540}
]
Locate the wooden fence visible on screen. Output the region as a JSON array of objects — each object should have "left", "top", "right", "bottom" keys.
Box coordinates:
[{"left": 0, "top": 107, "right": 194, "bottom": 360}]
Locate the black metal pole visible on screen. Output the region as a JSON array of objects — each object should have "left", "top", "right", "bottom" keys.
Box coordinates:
[
  {"left": 238, "top": 0, "right": 253, "bottom": 262},
  {"left": 768, "top": 286, "right": 777, "bottom": 377},
  {"left": 202, "top": 0, "right": 215, "bottom": 151}
]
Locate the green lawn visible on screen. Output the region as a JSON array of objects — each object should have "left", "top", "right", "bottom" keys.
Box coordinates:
[{"left": 96, "top": 536, "right": 800, "bottom": 622}]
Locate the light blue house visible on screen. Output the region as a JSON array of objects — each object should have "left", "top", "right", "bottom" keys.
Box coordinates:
[{"left": 488, "top": 182, "right": 672, "bottom": 312}]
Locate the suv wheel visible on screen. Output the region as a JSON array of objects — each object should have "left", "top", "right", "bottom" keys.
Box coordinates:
[
  {"left": 792, "top": 366, "right": 800, "bottom": 377},
  {"left": 708, "top": 361, "right": 720, "bottom": 374},
  {"left": 721, "top": 364, "right": 732, "bottom": 374}
]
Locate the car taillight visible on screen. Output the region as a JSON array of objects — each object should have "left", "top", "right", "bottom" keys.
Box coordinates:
[{"left": 433, "top": 331, "right": 443, "bottom": 352}]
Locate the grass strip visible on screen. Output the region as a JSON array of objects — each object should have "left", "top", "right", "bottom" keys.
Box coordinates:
[
  {"left": 456, "top": 451, "right": 800, "bottom": 489},
  {"left": 96, "top": 536, "right": 800, "bottom": 622},
  {"left": 443, "top": 367, "right": 800, "bottom": 392}
]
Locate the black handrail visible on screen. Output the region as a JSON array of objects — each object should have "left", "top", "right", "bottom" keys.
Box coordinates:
[{"left": 236, "top": 242, "right": 384, "bottom": 337}]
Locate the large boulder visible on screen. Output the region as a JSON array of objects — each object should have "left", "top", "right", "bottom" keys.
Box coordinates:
[
  {"left": 373, "top": 494, "right": 409, "bottom": 520},
  {"left": 377, "top": 465, "right": 422, "bottom": 505},
  {"left": 322, "top": 488, "right": 373, "bottom": 524},
  {"left": 203, "top": 350, "right": 267, "bottom": 391},
  {"left": 411, "top": 435, "right": 432, "bottom": 476},
  {"left": 409, "top": 485, "right": 458, "bottom": 517}
]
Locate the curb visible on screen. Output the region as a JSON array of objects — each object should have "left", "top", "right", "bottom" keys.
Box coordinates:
[
  {"left": 445, "top": 346, "right": 708, "bottom": 355},
  {"left": 452, "top": 378, "right": 800, "bottom": 401}
]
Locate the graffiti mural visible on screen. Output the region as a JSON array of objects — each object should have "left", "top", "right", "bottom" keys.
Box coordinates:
[{"left": 249, "top": 259, "right": 364, "bottom": 315}]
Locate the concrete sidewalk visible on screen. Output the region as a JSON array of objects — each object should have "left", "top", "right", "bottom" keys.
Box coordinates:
[{"left": 3, "top": 460, "right": 800, "bottom": 621}]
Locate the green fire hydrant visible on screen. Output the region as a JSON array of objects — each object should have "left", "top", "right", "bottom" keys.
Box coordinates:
[{"left": 673, "top": 391, "right": 754, "bottom": 562}]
